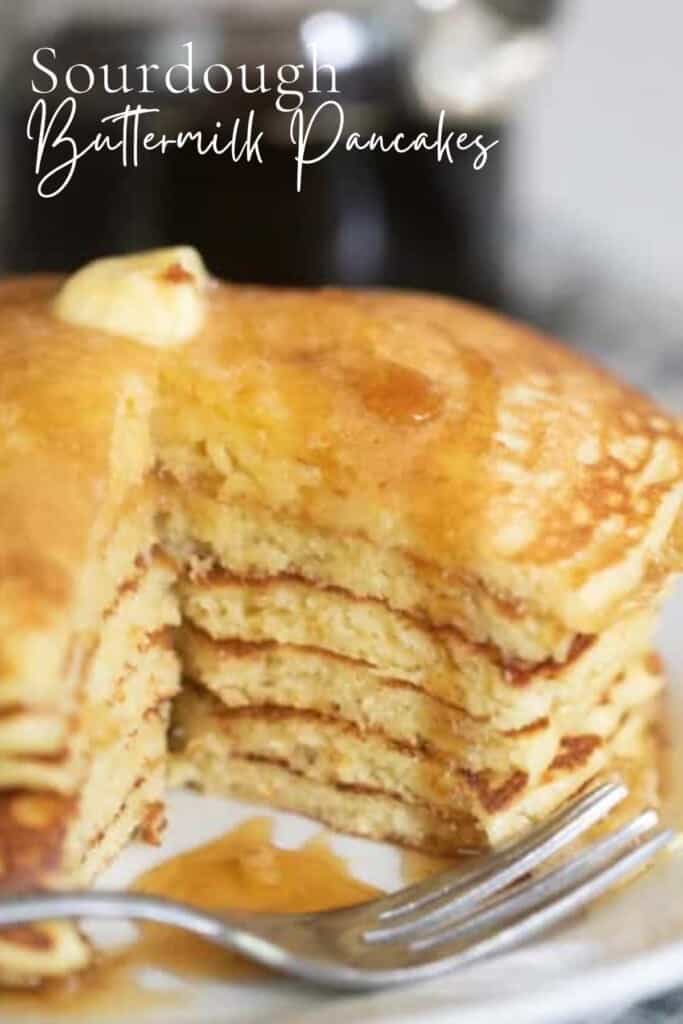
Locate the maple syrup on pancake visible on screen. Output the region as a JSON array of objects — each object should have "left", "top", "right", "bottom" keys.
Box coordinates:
[
  {"left": 351, "top": 361, "right": 445, "bottom": 426},
  {"left": 4, "top": 816, "right": 381, "bottom": 1017}
]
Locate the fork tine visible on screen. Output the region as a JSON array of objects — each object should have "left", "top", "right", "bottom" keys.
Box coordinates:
[
  {"left": 363, "top": 779, "right": 626, "bottom": 939},
  {"left": 403, "top": 809, "right": 659, "bottom": 952},
  {"left": 402, "top": 827, "right": 674, "bottom": 975}
]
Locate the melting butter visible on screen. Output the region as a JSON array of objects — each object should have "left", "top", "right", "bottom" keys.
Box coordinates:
[{"left": 53, "top": 247, "right": 209, "bottom": 348}]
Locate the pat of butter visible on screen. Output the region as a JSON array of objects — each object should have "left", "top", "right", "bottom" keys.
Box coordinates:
[{"left": 53, "top": 247, "right": 210, "bottom": 348}]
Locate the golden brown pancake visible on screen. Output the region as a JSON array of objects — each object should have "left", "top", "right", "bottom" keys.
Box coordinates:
[{"left": 0, "top": 252, "right": 680, "bottom": 983}]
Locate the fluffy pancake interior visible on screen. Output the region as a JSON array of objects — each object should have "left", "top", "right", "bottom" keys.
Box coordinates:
[
  {"left": 178, "top": 622, "right": 660, "bottom": 780},
  {"left": 171, "top": 682, "right": 661, "bottom": 852},
  {"left": 177, "top": 570, "right": 658, "bottom": 730}
]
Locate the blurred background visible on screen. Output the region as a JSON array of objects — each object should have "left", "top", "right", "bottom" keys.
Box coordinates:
[{"left": 0, "top": 0, "right": 681, "bottom": 411}]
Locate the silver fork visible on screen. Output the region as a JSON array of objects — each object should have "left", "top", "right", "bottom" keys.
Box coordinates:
[{"left": 0, "top": 781, "right": 674, "bottom": 991}]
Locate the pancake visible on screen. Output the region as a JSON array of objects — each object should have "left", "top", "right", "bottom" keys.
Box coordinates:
[
  {"left": 172, "top": 654, "right": 662, "bottom": 847},
  {"left": 155, "top": 283, "right": 683, "bottom": 656},
  {"left": 178, "top": 624, "right": 658, "bottom": 778},
  {"left": 0, "top": 247, "right": 680, "bottom": 983},
  {"left": 171, "top": 685, "right": 661, "bottom": 853},
  {"left": 177, "top": 575, "right": 657, "bottom": 729}
]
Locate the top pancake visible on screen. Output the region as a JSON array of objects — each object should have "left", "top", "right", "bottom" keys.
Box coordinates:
[
  {"left": 161, "top": 284, "right": 683, "bottom": 638},
  {"left": 1, "top": 274, "right": 682, "bottom": 674}
]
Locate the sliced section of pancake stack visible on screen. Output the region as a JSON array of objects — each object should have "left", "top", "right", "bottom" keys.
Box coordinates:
[
  {"left": 156, "top": 285, "right": 681, "bottom": 855},
  {"left": 168, "top": 515, "right": 664, "bottom": 853},
  {"left": 0, "top": 257, "right": 681, "bottom": 985}
]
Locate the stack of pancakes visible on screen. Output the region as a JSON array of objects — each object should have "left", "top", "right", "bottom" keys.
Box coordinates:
[
  {"left": 0, "top": 300, "right": 182, "bottom": 981},
  {"left": 158, "top": 287, "right": 676, "bottom": 853},
  {"left": 0, "top": 256, "right": 681, "bottom": 983}
]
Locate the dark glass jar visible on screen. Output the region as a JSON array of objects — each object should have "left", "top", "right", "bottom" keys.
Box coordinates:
[{"left": 0, "top": 2, "right": 552, "bottom": 305}]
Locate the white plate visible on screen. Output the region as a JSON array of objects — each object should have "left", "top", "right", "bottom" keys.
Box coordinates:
[{"left": 8, "top": 583, "right": 683, "bottom": 1024}]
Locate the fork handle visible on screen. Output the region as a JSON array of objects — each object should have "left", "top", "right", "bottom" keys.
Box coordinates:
[
  {"left": 0, "top": 890, "right": 226, "bottom": 941},
  {"left": 0, "top": 890, "right": 318, "bottom": 979}
]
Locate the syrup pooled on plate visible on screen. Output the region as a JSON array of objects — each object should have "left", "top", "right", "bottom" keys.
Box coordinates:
[
  {"left": 129, "top": 814, "right": 381, "bottom": 980},
  {"left": 401, "top": 849, "right": 460, "bottom": 886},
  {"left": 4, "top": 816, "right": 382, "bottom": 1018}
]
